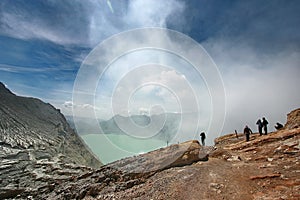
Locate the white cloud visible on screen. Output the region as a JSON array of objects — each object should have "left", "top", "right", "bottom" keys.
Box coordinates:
[
  {"left": 202, "top": 37, "right": 300, "bottom": 135},
  {"left": 63, "top": 101, "right": 73, "bottom": 108},
  {"left": 0, "top": 0, "right": 185, "bottom": 47},
  {"left": 72, "top": 27, "right": 220, "bottom": 144},
  {"left": 96, "top": 62, "right": 202, "bottom": 118},
  {"left": 139, "top": 107, "right": 149, "bottom": 115},
  {"left": 61, "top": 100, "right": 104, "bottom": 117},
  {"left": 89, "top": 0, "right": 185, "bottom": 46},
  {"left": 1, "top": 11, "right": 82, "bottom": 45},
  {"left": 0, "top": 63, "right": 57, "bottom": 73},
  {"left": 126, "top": 0, "right": 185, "bottom": 27}
]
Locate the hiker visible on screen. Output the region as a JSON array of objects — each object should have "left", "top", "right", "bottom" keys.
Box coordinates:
[
  {"left": 275, "top": 122, "right": 283, "bottom": 130},
  {"left": 262, "top": 117, "right": 269, "bottom": 135},
  {"left": 235, "top": 130, "right": 238, "bottom": 138},
  {"left": 256, "top": 119, "right": 263, "bottom": 135},
  {"left": 243, "top": 125, "right": 252, "bottom": 142},
  {"left": 200, "top": 132, "right": 206, "bottom": 146}
]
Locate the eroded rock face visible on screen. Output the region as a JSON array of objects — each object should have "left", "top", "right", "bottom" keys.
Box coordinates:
[
  {"left": 40, "top": 140, "right": 210, "bottom": 199},
  {"left": 284, "top": 108, "right": 300, "bottom": 129},
  {"left": 0, "top": 83, "right": 100, "bottom": 167},
  {"left": 0, "top": 83, "right": 101, "bottom": 199}
]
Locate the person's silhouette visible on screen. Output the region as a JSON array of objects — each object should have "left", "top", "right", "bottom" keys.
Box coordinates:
[
  {"left": 262, "top": 117, "right": 269, "bottom": 135},
  {"left": 275, "top": 122, "right": 283, "bottom": 130},
  {"left": 256, "top": 119, "right": 263, "bottom": 136},
  {"left": 200, "top": 132, "right": 206, "bottom": 146},
  {"left": 244, "top": 125, "right": 252, "bottom": 142}
]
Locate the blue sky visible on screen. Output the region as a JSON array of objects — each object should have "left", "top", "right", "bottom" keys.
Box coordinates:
[{"left": 0, "top": 0, "right": 300, "bottom": 136}]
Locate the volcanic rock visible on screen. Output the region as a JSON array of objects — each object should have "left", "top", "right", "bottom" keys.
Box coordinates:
[
  {"left": 284, "top": 108, "right": 300, "bottom": 129},
  {"left": 47, "top": 109, "right": 299, "bottom": 200},
  {"left": 1, "top": 82, "right": 299, "bottom": 199},
  {"left": 0, "top": 82, "right": 101, "bottom": 199}
]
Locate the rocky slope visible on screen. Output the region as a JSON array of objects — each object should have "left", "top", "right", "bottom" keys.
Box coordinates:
[
  {"left": 27, "top": 109, "right": 300, "bottom": 199},
  {"left": 1, "top": 82, "right": 299, "bottom": 199},
  {"left": 0, "top": 82, "right": 101, "bottom": 199}
]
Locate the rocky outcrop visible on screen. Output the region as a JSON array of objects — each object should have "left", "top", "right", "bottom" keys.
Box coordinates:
[
  {"left": 0, "top": 82, "right": 100, "bottom": 167},
  {"left": 0, "top": 158, "right": 93, "bottom": 199},
  {"left": 39, "top": 140, "right": 210, "bottom": 199},
  {"left": 106, "top": 140, "right": 209, "bottom": 173},
  {"left": 0, "top": 82, "right": 101, "bottom": 199},
  {"left": 284, "top": 108, "right": 300, "bottom": 129}
]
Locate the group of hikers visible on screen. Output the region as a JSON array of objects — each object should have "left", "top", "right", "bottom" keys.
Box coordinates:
[
  {"left": 198, "top": 117, "right": 284, "bottom": 145},
  {"left": 243, "top": 117, "right": 283, "bottom": 141}
]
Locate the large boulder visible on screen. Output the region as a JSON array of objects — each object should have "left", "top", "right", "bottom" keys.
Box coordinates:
[
  {"left": 41, "top": 140, "right": 210, "bottom": 199},
  {"left": 107, "top": 140, "right": 209, "bottom": 174}
]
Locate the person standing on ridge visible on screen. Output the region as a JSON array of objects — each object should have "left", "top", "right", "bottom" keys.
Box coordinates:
[
  {"left": 256, "top": 119, "right": 263, "bottom": 136},
  {"left": 262, "top": 117, "right": 269, "bottom": 135},
  {"left": 200, "top": 132, "right": 206, "bottom": 146},
  {"left": 235, "top": 130, "right": 238, "bottom": 138},
  {"left": 244, "top": 125, "right": 252, "bottom": 142}
]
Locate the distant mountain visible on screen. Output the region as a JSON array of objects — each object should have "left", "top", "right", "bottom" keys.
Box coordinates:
[
  {"left": 66, "top": 115, "right": 105, "bottom": 134},
  {"left": 99, "top": 113, "right": 181, "bottom": 142},
  {"left": 69, "top": 112, "right": 200, "bottom": 142}
]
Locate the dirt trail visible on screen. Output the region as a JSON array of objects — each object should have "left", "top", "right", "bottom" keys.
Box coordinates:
[{"left": 93, "top": 129, "right": 299, "bottom": 200}]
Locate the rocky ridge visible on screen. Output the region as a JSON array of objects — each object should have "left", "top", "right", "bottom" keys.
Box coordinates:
[
  {"left": 0, "top": 83, "right": 101, "bottom": 199},
  {"left": 44, "top": 108, "right": 300, "bottom": 200}
]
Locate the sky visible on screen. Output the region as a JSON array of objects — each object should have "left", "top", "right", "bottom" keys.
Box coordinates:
[{"left": 1, "top": 0, "right": 300, "bottom": 140}]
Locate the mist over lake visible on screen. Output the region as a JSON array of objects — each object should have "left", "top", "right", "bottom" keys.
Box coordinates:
[
  {"left": 73, "top": 113, "right": 210, "bottom": 164},
  {"left": 81, "top": 133, "right": 167, "bottom": 164}
]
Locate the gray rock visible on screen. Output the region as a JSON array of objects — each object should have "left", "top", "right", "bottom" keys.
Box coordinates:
[{"left": 0, "top": 83, "right": 101, "bottom": 199}]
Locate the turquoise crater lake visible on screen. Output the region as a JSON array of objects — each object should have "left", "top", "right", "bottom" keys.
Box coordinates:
[{"left": 81, "top": 134, "right": 167, "bottom": 164}]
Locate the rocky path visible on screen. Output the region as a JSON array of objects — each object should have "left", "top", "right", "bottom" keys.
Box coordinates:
[{"left": 88, "top": 128, "right": 299, "bottom": 200}]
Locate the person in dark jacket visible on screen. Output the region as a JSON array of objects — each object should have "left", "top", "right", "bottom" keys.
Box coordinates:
[
  {"left": 275, "top": 122, "right": 283, "bottom": 130},
  {"left": 256, "top": 119, "right": 263, "bottom": 136},
  {"left": 244, "top": 125, "right": 253, "bottom": 142},
  {"left": 200, "top": 132, "right": 206, "bottom": 146},
  {"left": 262, "top": 117, "right": 269, "bottom": 135}
]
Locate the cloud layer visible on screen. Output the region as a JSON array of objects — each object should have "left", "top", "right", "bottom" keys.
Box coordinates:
[
  {"left": 0, "top": 0, "right": 184, "bottom": 46},
  {"left": 0, "top": 0, "right": 299, "bottom": 142}
]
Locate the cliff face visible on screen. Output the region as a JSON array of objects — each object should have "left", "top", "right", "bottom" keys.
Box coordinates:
[{"left": 0, "top": 83, "right": 101, "bottom": 198}]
